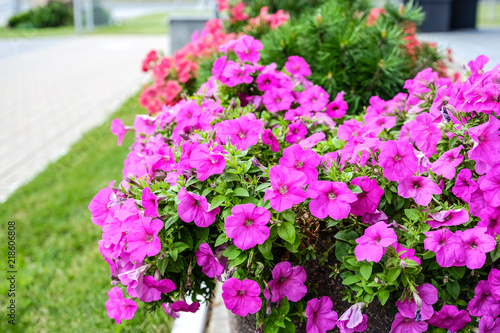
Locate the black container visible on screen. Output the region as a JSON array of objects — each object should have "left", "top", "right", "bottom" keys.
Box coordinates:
[
  {"left": 414, "top": 0, "right": 453, "bottom": 32},
  {"left": 451, "top": 0, "right": 479, "bottom": 29}
]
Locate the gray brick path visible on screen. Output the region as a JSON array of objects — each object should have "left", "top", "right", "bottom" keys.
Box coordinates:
[{"left": 0, "top": 35, "right": 167, "bottom": 202}]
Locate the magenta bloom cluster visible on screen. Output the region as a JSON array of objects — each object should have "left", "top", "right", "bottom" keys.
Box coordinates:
[{"left": 90, "top": 31, "right": 500, "bottom": 333}]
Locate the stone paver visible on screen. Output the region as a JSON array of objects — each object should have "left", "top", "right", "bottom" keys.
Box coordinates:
[{"left": 0, "top": 34, "right": 167, "bottom": 202}]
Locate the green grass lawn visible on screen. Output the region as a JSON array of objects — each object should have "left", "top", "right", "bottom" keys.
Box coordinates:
[
  {"left": 0, "top": 93, "right": 173, "bottom": 332},
  {"left": 478, "top": 1, "right": 500, "bottom": 27},
  {"left": 0, "top": 9, "right": 213, "bottom": 39}
]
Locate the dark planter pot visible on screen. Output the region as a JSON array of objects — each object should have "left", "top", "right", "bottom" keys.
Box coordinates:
[
  {"left": 169, "top": 16, "right": 212, "bottom": 53},
  {"left": 451, "top": 0, "right": 478, "bottom": 29},
  {"left": 414, "top": 0, "right": 452, "bottom": 32},
  {"left": 230, "top": 223, "right": 397, "bottom": 332}
]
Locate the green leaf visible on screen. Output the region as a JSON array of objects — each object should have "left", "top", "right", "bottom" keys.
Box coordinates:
[
  {"left": 451, "top": 266, "right": 465, "bottom": 279},
  {"left": 335, "top": 242, "right": 351, "bottom": 261},
  {"left": 258, "top": 239, "right": 274, "bottom": 260},
  {"left": 194, "top": 227, "right": 209, "bottom": 240},
  {"left": 277, "top": 222, "right": 296, "bottom": 244},
  {"left": 384, "top": 190, "right": 392, "bottom": 204},
  {"left": 223, "top": 173, "right": 240, "bottom": 182},
  {"left": 446, "top": 280, "right": 460, "bottom": 299},
  {"left": 378, "top": 289, "right": 390, "bottom": 306},
  {"left": 215, "top": 234, "right": 229, "bottom": 247},
  {"left": 282, "top": 210, "right": 296, "bottom": 223},
  {"left": 335, "top": 230, "right": 359, "bottom": 242},
  {"left": 278, "top": 298, "right": 290, "bottom": 315},
  {"left": 348, "top": 185, "right": 363, "bottom": 194},
  {"left": 281, "top": 322, "right": 295, "bottom": 333},
  {"left": 490, "top": 247, "right": 500, "bottom": 262},
  {"left": 387, "top": 268, "right": 401, "bottom": 282},
  {"left": 230, "top": 252, "right": 248, "bottom": 267},
  {"left": 174, "top": 242, "right": 190, "bottom": 253},
  {"left": 224, "top": 245, "right": 242, "bottom": 260},
  {"left": 241, "top": 197, "right": 259, "bottom": 205},
  {"left": 360, "top": 264, "right": 373, "bottom": 280},
  {"left": 404, "top": 209, "right": 420, "bottom": 221},
  {"left": 157, "top": 256, "right": 168, "bottom": 275},
  {"left": 164, "top": 215, "right": 179, "bottom": 230},
  {"left": 233, "top": 187, "right": 249, "bottom": 197},
  {"left": 169, "top": 248, "right": 178, "bottom": 261},
  {"left": 342, "top": 275, "right": 362, "bottom": 285},
  {"left": 210, "top": 195, "right": 226, "bottom": 210},
  {"left": 255, "top": 183, "right": 271, "bottom": 192}
]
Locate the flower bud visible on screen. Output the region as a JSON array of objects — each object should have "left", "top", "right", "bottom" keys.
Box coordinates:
[{"left": 400, "top": 260, "right": 407, "bottom": 269}]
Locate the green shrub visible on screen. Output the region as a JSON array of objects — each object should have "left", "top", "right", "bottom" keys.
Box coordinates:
[{"left": 7, "top": 1, "right": 72, "bottom": 29}]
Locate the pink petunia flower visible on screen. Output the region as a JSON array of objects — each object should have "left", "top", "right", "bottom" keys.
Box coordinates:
[
  {"left": 468, "top": 116, "right": 500, "bottom": 174},
  {"left": 452, "top": 169, "right": 478, "bottom": 203},
  {"left": 105, "top": 287, "right": 138, "bottom": 324},
  {"left": 261, "top": 129, "right": 280, "bottom": 152},
  {"left": 479, "top": 316, "right": 500, "bottom": 333},
  {"left": 397, "top": 176, "right": 442, "bottom": 206},
  {"left": 111, "top": 119, "right": 129, "bottom": 146},
  {"left": 306, "top": 181, "right": 358, "bottom": 220},
  {"left": 390, "top": 313, "right": 428, "bottom": 333},
  {"left": 430, "top": 146, "right": 464, "bottom": 179},
  {"left": 326, "top": 92, "right": 348, "bottom": 119},
  {"left": 256, "top": 72, "right": 279, "bottom": 91},
  {"left": 480, "top": 163, "right": 500, "bottom": 207},
  {"left": 279, "top": 144, "right": 320, "bottom": 183},
  {"left": 89, "top": 180, "right": 117, "bottom": 226},
  {"left": 349, "top": 177, "right": 384, "bottom": 216},
  {"left": 264, "top": 165, "right": 307, "bottom": 212},
  {"left": 407, "top": 112, "right": 442, "bottom": 157},
  {"left": 396, "top": 283, "right": 437, "bottom": 320},
  {"left": 136, "top": 275, "right": 176, "bottom": 302},
  {"left": 424, "top": 228, "right": 463, "bottom": 267},
  {"left": 354, "top": 222, "right": 397, "bottom": 262},
  {"left": 460, "top": 226, "right": 496, "bottom": 269},
  {"left": 177, "top": 187, "right": 220, "bottom": 227},
  {"left": 378, "top": 140, "right": 418, "bottom": 181},
  {"left": 336, "top": 303, "right": 368, "bottom": 333},
  {"left": 299, "top": 132, "right": 326, "bottom": 149},
  {"left": 222, "top": 278, "right": 262, "bottom": 316},
  {"left": 263, "top": 88, "right": 294, "bottom": 112},
  {"left": 467, "top": 280, "right": 500, "bottom": 317},
  {"left": 478, "top": 206, "right": 500, "bottom": 236},
  {"left": 286, "top": 121, "right": 308, "bottom": 144},
  {"left": 141, "top": 187, "right": 159, "bottom": 217},
  {"left": 393, "top": 243, "right": 421, "bottom": 265},
  {"left": 133, "top": 114, "right": 157, "bottom": 136},
  {"left": 306, "top": 296, "right": 338, "bottom": 333},
  {"left": 488, "top": 269, "right": 500, "bottom": 301},
  {"left": 196, "top": 243, "right": 225, "bottom": 278},
  {"left": 299, "top": 86, "right": 329, "bottom": 112},
  {"left": 126, "top": 217, "right": 163, "bottom": 263},
  {"left": 162, "top": 301, "right": 200, "bottom": 319},
  {"left": 233, "top": 35, "right": 263, "bottom": 64},
  {"left": 337, "top": 119, "right": 367, "bottom": 144},
  {"left": 427, "top": 209, "right": 469, "bottom": 229},
  {"left": 172, "top": 300, "right": 200, "bottom": 313},
  {"left": 284, "top": 55, "right": 311, "bottom": 77},
  {"left": 427, "top": 305, "right": 471, "bottom": 332},
  {"left": 215, "top": 114, "right": 264, "bottom": 151},
  {"left": 225, "top": 203, "right": 270, "bottom": 250},
  {"left": 268, "top": 261, "right": 307, "bottom": 303},
  {"left": 189, "top": 144, "right": 226, "bottom": 181}
]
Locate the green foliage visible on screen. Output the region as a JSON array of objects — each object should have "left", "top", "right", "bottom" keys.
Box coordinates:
[
  {"left": 8, "top": 1, "right": 72, "bottom": 29},
  {"left": 259, "top": 0, "right": 442, "bottom": 114},
  {"left": 243, "top": 0, "right": 326, "bottom": 18}
]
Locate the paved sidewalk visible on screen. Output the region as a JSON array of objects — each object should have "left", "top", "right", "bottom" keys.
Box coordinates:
[
  {"left": 0, "top": 35, "right": 167, "bottom": 202},
  {"left": 419, "top": 28, "right": 500, "bottom": 70}
]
